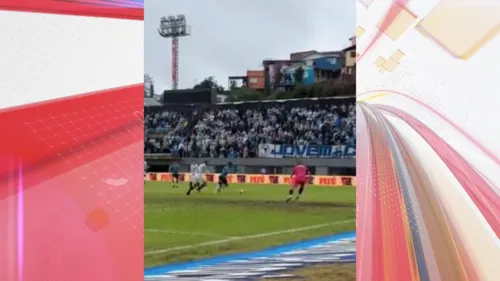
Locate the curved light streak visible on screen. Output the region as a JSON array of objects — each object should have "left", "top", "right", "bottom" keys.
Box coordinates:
[{"left": 17, "top": 162, "right": 24, "bottom": 281}]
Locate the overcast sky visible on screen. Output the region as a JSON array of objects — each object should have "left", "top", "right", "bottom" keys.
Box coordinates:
[{"left": 145, "top": 0, "right": 355, "bottom": 92}]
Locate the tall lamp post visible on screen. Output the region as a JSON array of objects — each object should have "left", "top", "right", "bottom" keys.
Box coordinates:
[{"left": 158, "top": 15, "right": 191, "bottom": 90}]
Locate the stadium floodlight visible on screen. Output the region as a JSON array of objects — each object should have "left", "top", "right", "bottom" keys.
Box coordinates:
[{"left": 158, "top": 14, "right": 191, "bottom": 90}]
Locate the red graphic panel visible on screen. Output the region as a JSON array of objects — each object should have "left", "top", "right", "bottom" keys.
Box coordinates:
[
  {"left": 0, "top": 0, "right": 143, "bottom": 20},
  {"left": 0, "top": 86, "right": 144, "bottom": 281}
]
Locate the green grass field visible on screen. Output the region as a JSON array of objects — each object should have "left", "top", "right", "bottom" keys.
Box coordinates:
[{"left": 144, "top": 181, "right": 356, "bottom": 267}]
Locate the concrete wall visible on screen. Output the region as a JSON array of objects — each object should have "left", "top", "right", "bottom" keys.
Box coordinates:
[
  {"left": 146, "top": 156, "right": 355, "bottom": 175},
  {"left": 146, "top": 156, "right": 354, "bottom": 168}
]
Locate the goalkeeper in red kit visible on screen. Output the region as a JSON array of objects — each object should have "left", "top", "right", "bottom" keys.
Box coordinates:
[{"left": 286, "top": 160, "right": 310, "bottom": 202}]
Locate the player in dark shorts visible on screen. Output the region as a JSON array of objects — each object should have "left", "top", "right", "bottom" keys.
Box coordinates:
[
  {"left": 286, "top": 160, "right": 310, "bottom": 202},
  {"left": 169, "top": 162, "right": 180, "bottom": 188},
  {"left": 213, "top": 162, "right": 231, "bottom": 194}
]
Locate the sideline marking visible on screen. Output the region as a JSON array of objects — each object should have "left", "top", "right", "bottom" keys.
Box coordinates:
[
  {"left": 145, "top": 219, "right": 355, "bottom": 256},
  {"left": 145, "top": 229, "right": 233, "bottom": 239},
  {"left": 145, "top": 231, "right": 356, "bottom": 276}
]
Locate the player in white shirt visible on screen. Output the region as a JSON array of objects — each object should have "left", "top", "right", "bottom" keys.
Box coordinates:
[
  {"left": 187, "top": 161, "right": 208, "bottom": 195},
  {"left": 195, "top": 161, "right": 208, "bottom": 192},
  {"left": 187, "top": 162, "right": 200, "bottom": 195}
]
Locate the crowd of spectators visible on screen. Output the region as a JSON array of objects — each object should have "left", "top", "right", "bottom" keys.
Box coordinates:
[{"left": 144, "top": 100, "right": 355, "bottom": 158}]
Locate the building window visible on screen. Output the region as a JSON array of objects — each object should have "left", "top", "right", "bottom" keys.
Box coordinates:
[
  {"left": 350, "top": 51, "right": 356, "bottom": 58},
  {"left": 249, "top": 78, "right": 258, "bottom": 84}
]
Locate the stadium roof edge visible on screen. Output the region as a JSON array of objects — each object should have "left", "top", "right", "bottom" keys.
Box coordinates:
[
  {"left": 217, "top": 96, "right": 355, "bottom": 105},
  {"left": 163, "top": 88, "right": 211, "bottom": 93}
]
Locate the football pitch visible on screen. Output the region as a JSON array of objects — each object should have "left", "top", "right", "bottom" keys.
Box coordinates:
[{"left": 144, "top": 181, "right": 356, "bottom": 267}]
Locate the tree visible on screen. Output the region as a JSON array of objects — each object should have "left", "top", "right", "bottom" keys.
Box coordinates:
[
  {"left": 144, "top": 74, "right": 154, "bottom": 97},
  {"left": 194, "top": 76, "right": 225, "bottom": 93},
  {"left": 149, "top": 83, "right": 155, "bottom": 98},
  {"left": 226, "top": 87, "right": 265, "bottom": 102},
  {"left": 318, "top": 79, "right": 356, "bottom": 97},
  {"left": 292, "top": 83, "right": 311, "bottom": 98},
  {"left": 293, "top": 67, "right": 305, "bottom": 84},
  {"left": 270, "top": 90, "right": 296, "bottom": 100}
]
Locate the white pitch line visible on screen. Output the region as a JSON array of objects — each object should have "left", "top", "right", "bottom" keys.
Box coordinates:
[
  {"left": 145, "top": 229, "right": 232, "bottom": 239},
  {"left": 145, "top": 219, "right": 355, "bottom": 256}
]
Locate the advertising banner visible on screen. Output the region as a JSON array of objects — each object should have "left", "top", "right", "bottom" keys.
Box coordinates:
[
  {"left": 282, "top": 65, "right": 315, "bottom": 85},
  {"left": 313, "top": 57, "right": 342, "bottom": 71},
  {"left": 267, "top": 61, "right": 291, "bottom": 91},
  {"left": 258, "top": 144, "right": 355, "bottom": 158},
  {"left": 146, "top": 173, "right": 356, "bottom": 187}
]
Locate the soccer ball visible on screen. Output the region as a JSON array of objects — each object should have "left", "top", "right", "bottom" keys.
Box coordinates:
[{"left": 240, "top": 189, "right": 244, "bottom": 195}]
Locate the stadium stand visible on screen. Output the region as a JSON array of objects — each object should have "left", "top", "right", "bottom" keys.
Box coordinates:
[{"left": 144, "top": 98, "right": 355, "bottom": 158}]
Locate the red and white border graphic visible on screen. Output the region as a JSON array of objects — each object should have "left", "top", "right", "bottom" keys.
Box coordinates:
[
  {"left": 0, "top": 1, "right": 143, "bottom": 281},
  {"left": 357, "top": 1, "right": 500, "bottom": 281}
]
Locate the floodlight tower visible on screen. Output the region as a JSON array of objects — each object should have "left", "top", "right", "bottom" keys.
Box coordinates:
[{"left": 158, "top": 15, "right": 191, "bottom": 90}]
